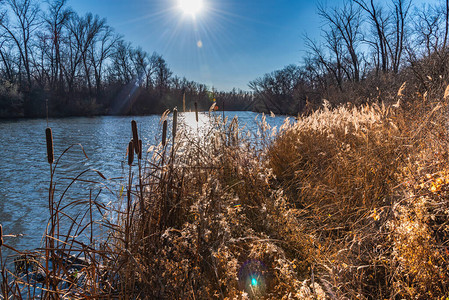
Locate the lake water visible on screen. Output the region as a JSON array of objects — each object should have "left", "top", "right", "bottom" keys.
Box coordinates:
[{"left": 0, "top": 111, "right": 289, "bottom": 257}]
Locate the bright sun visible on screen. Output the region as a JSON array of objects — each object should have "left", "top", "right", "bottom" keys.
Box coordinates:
[{"left": 179, "top": 0, "right": 203, "bottom": 16}]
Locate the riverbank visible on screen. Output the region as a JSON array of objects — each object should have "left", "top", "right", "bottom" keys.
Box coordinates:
[{"left": 2, "top": 93, "right": 449, "bottom": 298}]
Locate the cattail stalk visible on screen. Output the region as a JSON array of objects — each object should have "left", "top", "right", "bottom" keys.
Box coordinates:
[
  {"left": 131, "top": 120, "right": 139, "bottom": 155},
  {"left": 0, "top": 224, "right": 3, "bottom": 247},
  {"left": 162, "top": 120, "right": 167, "bottom": 147},
  {"left": 128, "top": 140, "right": 134, "bottom": 166},
  {"left": 46, "top": 128, "right": 54, "bottom": 164},
  {"left": 138, "top": 139, "right": 142, "bottom": 160},
  {"left": 172, "top": 108, "right": 178, "bottom": 142},
  {"left": 195, "top": 101, "right": 198, "bottom": 122}
]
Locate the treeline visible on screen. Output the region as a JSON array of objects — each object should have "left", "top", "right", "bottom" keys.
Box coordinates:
[
  {"left": 250, "top": 0, "right": 449, "bottom": 115},
  {"left": 0, "top": 0, "right": 251, "bottom": 118}
]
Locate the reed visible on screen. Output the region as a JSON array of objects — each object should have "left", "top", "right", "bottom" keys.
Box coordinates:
[{"left": 6, "top": 89, "right": 449, "bottom": 298}]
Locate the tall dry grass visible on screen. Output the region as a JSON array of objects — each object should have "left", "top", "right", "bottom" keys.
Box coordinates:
[
  {"left": 268, "top": 90, "right": 449, "bottom": 298},
  {"left": 2, "top": 87, "right": 449, "bottom": 298}
]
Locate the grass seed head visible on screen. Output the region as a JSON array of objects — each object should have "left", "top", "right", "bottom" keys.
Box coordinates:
[
  {"left": 444, "top": 84, "right": 449, "bottom": 99},
  {"left": 45, "top": 127, "right": 54, "bottom": 164},
  {"left": 397, "top": 81, "right": 407, "bottom": 97}
]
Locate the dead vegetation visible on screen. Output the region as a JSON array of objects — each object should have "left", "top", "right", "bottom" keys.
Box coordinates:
[{"left": 2, "top": 86, "right": 449, "bottom": 298}]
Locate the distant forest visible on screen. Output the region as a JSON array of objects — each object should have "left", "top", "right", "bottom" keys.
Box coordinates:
[
  {"left": 0, "top": 0, "right": 253, "bottom": 118},
  {"left": 2, "top": 0, "right": 449, "bottom": 118},
  {"left": 251, "top": 0, "right": 449, "bottom": 115}
]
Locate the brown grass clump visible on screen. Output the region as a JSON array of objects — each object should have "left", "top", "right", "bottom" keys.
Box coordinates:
[
  {"left": 267, "top": 93, "right": 449, "bottom": 298},
  {"left": 116, "top": 114, "right": 318, "bottom": 298},
  {"left": 268, "top": 102, "right": 402, "bottom": 227}
]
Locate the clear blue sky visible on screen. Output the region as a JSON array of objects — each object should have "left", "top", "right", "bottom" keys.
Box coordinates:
[
  {"left": 69, "top": 0, "right": 321, "bottom": 92},
  {"left": 68, "top": 0, "right": 437, "bottom": 92}
]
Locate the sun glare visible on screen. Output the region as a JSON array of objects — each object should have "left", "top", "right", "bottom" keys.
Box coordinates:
[{"left": 179, "top": 0, "right": 203, "bottom": 16}]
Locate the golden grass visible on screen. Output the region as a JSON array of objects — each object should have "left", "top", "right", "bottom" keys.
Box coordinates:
[
  {"left": 3, "top": 90, "right": 449, "bottom": 298},
  {"left": 267, "top": 95, "right": 449, "bottom": 298}
]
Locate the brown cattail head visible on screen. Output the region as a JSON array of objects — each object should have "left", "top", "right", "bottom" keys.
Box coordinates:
[
  {"left": 128, "top": 140, "right": 134, "bottom": 166},
  {"left": 162, "top": 120, "right": 167, "bottom": 147},
  {"left": 0, "top": 224, "right": 3, "bottom": 247},
  {"left": 172, "top": 108, "right": 178, "bottom": 140},
  {"left": 138, "top": 139, "right": 142, "bottom": 160},
  {"left": 195, "top": 101, "right": 198, "bottom": 122},
  {"left": 131, "top": 120, "right": 139, "bottom": 155},
  {"left": 45, "top": 127, "right": 54, "bottom": 164}
]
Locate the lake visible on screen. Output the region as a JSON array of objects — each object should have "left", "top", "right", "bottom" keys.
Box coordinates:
[{"left": 0, "top": 111, "right": 290, "bottom": 257}]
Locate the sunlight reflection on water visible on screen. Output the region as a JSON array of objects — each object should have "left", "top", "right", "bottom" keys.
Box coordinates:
[{"left": 0, "top": 111, "right": 289, "bottom": 257}]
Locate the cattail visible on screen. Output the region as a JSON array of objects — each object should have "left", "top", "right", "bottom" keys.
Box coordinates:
[
  {"left": 128, "top": 140, "right": 134, "bottom": 166},
  {"left": 0, "top": 224, "right": 3, "bottom": 247},
  {"left": 131, "top": 120, "right": 139, "bottom": 155},
  {"left": 195, "top": 101, "right": 198, "bottom": 122},
  {"left": 45, "top": 127, "right": 54, "bottom": 164},
  {"left": 138, "top": 139, "right": 142, "bottom": 160},
  {"left": 162, "top": 120, "right": 167, "bottom": 147},
  {"left": 172, "top": 108, "right": 178, "bottom": 140}
]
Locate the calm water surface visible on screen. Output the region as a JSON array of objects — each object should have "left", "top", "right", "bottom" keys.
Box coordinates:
[{"left": 0, "top": 111, "right": 289, "bottom": 256}]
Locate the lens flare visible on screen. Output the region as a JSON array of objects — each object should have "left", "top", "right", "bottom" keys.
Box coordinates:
[
  {"left": 251, "top": 277, "right": 258, "bottom": 286},
  {"left": 238, "top": 260, "right": 267, "bottom": 298}
]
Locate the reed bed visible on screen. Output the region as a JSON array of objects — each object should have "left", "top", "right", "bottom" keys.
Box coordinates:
[
  {"left": 268, "top": 93, "right": 449, "bottom": 298},
  {"left": 2, "top": 88, "right": 449, "bottom": 298}
]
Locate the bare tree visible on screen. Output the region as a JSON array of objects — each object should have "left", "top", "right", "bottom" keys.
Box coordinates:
[
  {"left": 43, "top": 0, "right": 72, "bottom": 92},
  {"left": 63, "top": 12, "right": 104, "bottom": 93},
  {"left": 413, "top": 4, "right": 441, "bottom": 57},
  {"left": 0, "top": 0, "right": 40, "bottom": 89},
  {"left": 353, "top": 0, "right": 390, "bottom": 73},
  {"left": 389, "top": 0, "right": 411, "bottom": 73},
  {"left": 88, "top": 24, "right": 118, "bottom": 95},
  {"left": 110, "top": 39, "right": 133, "bottom": 84},
  {"left": 154, "top": 54, "right": 172, "bottom": 96},
  {"left": 319, "top": 0, "right": 362, "bottom": 81}
]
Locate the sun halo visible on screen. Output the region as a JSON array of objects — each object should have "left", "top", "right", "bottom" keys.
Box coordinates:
[{"left": 179, "top": 0, "right": 204, "bottom": 16}]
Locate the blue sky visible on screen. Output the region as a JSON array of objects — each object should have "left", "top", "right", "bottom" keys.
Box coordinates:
[
  {"left": 69, "top": 0, "right": 437, "bottom": 92},
  {"left": 69, "top": 0, "right": 321, "bottom": 91}
]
